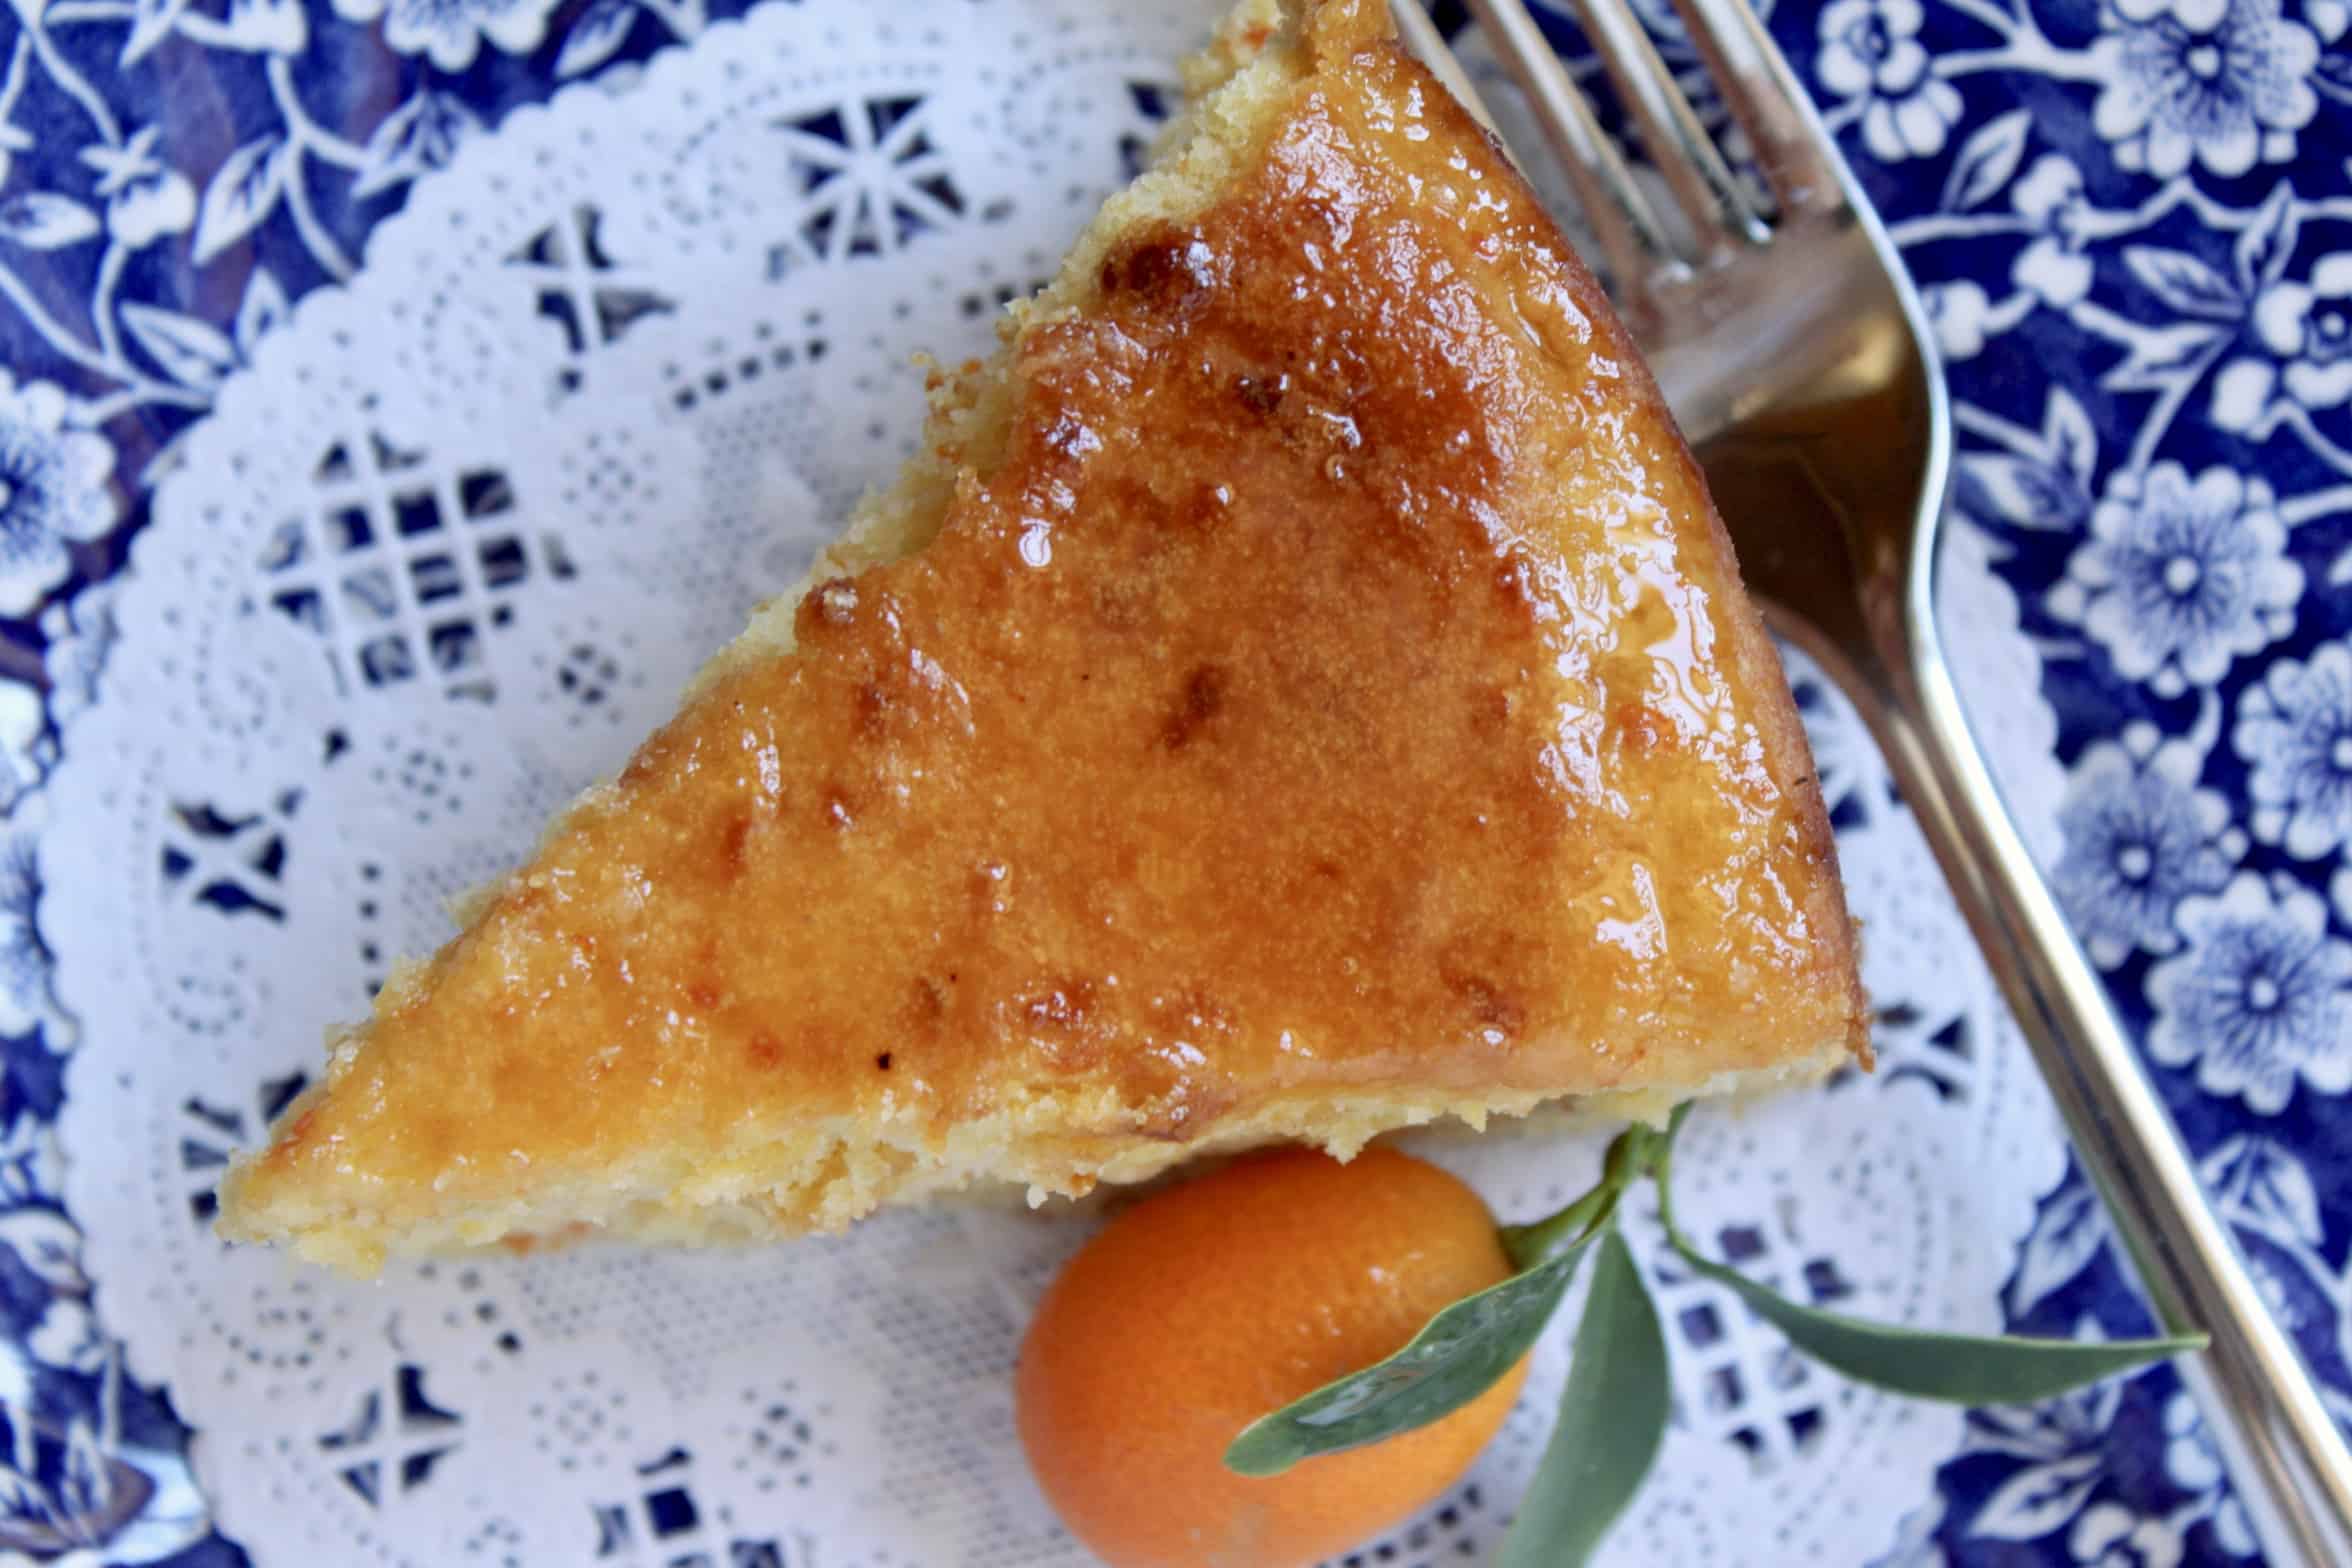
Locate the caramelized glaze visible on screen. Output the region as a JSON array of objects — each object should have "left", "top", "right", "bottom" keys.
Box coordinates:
[{"left": 236, "top": 3, "right": 1863, "bottom": 1229}]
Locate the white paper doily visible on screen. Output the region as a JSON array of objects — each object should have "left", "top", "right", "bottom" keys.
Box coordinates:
[{"left": 42, "top": 1, "right": 2069, "bottom": 1560}]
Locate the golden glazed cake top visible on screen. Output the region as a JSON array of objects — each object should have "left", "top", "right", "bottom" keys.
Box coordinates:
[{"left": 223, "top": 0, "right": 1865, "bottom": 1266}]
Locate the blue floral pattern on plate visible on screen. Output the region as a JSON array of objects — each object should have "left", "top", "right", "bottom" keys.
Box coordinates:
[{"left": 2, "top": 0, "right": 2350, "bottom": 1558}]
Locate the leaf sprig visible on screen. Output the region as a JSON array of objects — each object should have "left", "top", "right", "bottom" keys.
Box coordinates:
[{"left": 1224, "top": 1103, "right": 2203, "bottom": 1564}]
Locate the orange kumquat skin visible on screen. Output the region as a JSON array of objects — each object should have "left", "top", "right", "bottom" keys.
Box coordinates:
[{"left": 1015, "top": 1146, "right": 1530, "bottom": 1568}]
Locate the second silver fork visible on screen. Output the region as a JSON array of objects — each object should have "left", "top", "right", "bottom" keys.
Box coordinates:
[{"left": 1393, "top": 0, "right": 2352, "bottom": 1560}]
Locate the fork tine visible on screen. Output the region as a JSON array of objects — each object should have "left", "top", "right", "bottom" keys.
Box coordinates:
[
  {"left": 1391, "top": 0, "right": 1508, "bottom": 133},
  {"left": 1447, "top": 0, "right": 1683, "bottom": 314},
  {"left": 1537, "top": 0, "right": 1770, "bottom": 259},
  {"left": 1665, "top": 0, "right": 1846, "bottom": 219}
]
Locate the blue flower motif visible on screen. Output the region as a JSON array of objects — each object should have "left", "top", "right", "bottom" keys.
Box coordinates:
[
  {"left": 1927, "top": 279, "right": 1994, "bottom": 361},
  {"left": 0, "top": 681, "right": 47, "bottom": 816},
  {"left": 0, "top": 828, "right": 59, "bottom": 1041},
  {"left": 2089, "top": 0, "right": 2319, "bottom": 179},
  {"left": 2234, "top": 640, "right": 2352, "bottom": 858},
  {"left": 2048, "top": 463, "right": 2301, "bottom": 698},
  {"left": 2161, "top": 1390, "right": 2259, "bottom": 1556},
  {"left": 2213, "top": 250, "right": 2352, "bottom": 432},
  {"left": 2009, "top": 155, "right": 2094, "bottom": 310},
  {"left": 1814, "top": 0, "right": 1965, "bottom": 161},
  {"left": 331, "top": 0, "right": 561, "bottom": 70},
  {"left": 2054, "top": 737, "right": 2234, "bottom": 967},
  {"left": 0, "top": 374, "right": 115, "bottom": 619},
  {"left": 38, "top": 581, "right": 119, "bottom": 736},
  {"left": 2148, "top": 873, "right": 2352, "bottom": 1113}
]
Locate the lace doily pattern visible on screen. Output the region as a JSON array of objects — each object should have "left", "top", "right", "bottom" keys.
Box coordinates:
[{"left": 0, "top": 0, "right": 2318, "bottom": 1560}]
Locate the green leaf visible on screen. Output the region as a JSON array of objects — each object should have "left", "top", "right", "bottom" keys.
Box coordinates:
[
  {"left": 1667, "top": 1244, "right": 2201, "bottom": 1405},
  {"left": 1498, "top": 1228, "right": 1669, "bottom": 1568},
  {"left": 1224, "top": 1217, "right": 1608, "bottom": 1478}
]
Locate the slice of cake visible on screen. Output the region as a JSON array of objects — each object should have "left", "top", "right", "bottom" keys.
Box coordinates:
[{"left": 220, "top": 0, "right": 1867, "bottom": 1273}]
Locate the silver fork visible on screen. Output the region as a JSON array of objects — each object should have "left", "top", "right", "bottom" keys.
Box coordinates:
[{"left": 1390, "top": 0, "right": 2352, "bottom": 1559}]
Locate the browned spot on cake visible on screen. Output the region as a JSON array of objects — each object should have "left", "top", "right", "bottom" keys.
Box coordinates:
[
  {"left": 1234, "top": 372, "right": 1287, "bottom": 417},
  {"left": 1446, "top": 969, "right": 1525, "bottom": 1041},
  {"left": 718, "top": 813, "right": 753, "bottom": 878},
  {"left": 1099, "top": 228, "right": 1216, "bottom": 319},
  {"left": 1161, "top": 664, "right": 1229, "bottom": 750},
  {"left": 268, "top": 1107, "right": 318, "bottom": 1163},
  {"left": 1470, "top": 684, "right": 1514, "bottom": 736},
  {"left": 1023, "top": 982, "right": 1097, "bottom": 1035},
  {"left": 797, "top": 578, "right": 861, "bottom": 640}
]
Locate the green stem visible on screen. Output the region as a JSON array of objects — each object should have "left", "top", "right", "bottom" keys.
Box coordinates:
[
  {"left": 1500, "top": 1184, "right": 1616, "bottom": 1272},
  {"left": 1650, "top": 1104, "right": 1693, "bottom": 1248},
  {"left": 1498, "top": 1112, "right": 1687, "bottom": 1270}
]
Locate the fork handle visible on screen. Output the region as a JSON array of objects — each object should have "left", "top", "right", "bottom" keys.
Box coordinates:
[{"left": 1859, "top": 619, "right": 2352, "bottom": 1565}]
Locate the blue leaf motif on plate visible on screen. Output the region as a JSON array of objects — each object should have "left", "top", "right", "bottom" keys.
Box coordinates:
[
  {"left": 1970, "top": 1360, "right": 2125, "bottom": 1462},
  {"left": 1940, "top": 107, "right": 2032, "bottom": 212},
  {"left": 0, "top": 1208, "right": 85, "bottom": 1293},
  {"left": 119, "top": 0, "right": 194, "bottom": 66},
  {"left": 2199, "top": 1133, "right": 2325, "bottom": 1245},
  {"left": 119, "top": 304, "right": 237, "bottom": 393},
  {"left": 233, "top": 267, "right": 289, "bottom": 359},
  {"left": 1960, "top": 385, "right": 2099, "bottom": 532},
  {"left": 556, "top": 0, "right": 642, "bottom": 79},
  {"left": 2122, "top": 247, "right": 2248, "bottom": 324},
  {"left": 0, "top": 195, "right": 101, "bottom": 254},
  {"left": 2099, "top": 320, "right": 2233, "bottom": 397},
  {"left": 1964, "top": 1358, "right": 2129, "bottom": 1546},
  {"left": 2234, "top": 182, "right": 2299, "bottom": 294},
  {"left": 192, "top": 135, "right": 289, "bottom": 266},
  {"left": 1962, "top": 448, "right": 2087, "bottom": 533},
  {"left": 356, "top": 94, "right": 483, "bottom": 200},
  {"left": 2007, "top": 1179, "right": 2109, "bottom": 1319},
  {"left": 1969, "top": 1449, "right": 2105, "bottom": 1543}
]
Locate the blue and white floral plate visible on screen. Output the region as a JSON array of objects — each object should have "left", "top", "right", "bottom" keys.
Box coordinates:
[{"left": 1, "top": 0, "right": 2348, "bottom": 1560}]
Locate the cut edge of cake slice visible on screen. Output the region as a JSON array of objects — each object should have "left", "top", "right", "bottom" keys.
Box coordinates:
[{"left": 218, "top": 0, "right": 1866, "bottom": 1275}]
